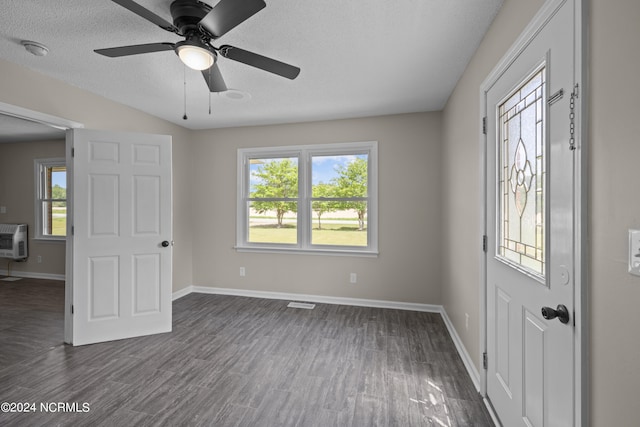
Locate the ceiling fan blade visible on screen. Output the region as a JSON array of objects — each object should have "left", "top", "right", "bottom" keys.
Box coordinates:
[
  {"left": 199, "top": 0, "right": 266, "bottom": 39},
  {"left": 219, "top": 45, "right": 300, "bottom": 80},
  {"left": 202, "top": 64, "right": 228, "bottom": 92},
  {"left": 111, "top": 0, "right": 179, "bottom": 33},
  {"left": 95, "top": 43, "right": 175, "bottom": 58}
]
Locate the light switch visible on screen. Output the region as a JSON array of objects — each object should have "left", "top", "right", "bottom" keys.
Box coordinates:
[{"left": 629, "top": 229, "right": 640, "bottom": 276}]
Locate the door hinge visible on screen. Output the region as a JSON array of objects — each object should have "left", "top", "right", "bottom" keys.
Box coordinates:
[
  {"left": 482, "top": 117, "right": 487, "bottom": 135},
  {"left": 71, "top": 305, "right": 74, "bottom": 314},
  {"left": 71, "top": 147, "right": 75, "bottom": 157},
  {"left": 483, "top": 352, "right": 488, "bottom": 370},
  {"left": 482, "top": 235, "right": 488, "bottom": 253},
  {"left": 71, "top": 226, "right": 74, "bottom": 236}
]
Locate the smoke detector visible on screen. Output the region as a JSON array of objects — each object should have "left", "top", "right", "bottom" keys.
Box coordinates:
[{"left": 21, "top": 40, "right": 49, "bottom": 57}]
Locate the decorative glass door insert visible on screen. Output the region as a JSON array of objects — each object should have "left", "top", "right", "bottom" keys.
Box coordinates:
[{"left": 497, "top": 66, "right": 546, "bottom": 278}]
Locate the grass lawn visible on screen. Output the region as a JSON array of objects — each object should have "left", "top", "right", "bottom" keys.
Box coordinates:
[
  {"left": 249, "top": 223, "right": 367, "bottom": 246},
  {"left": 52, "top": 217, "right": 66, "bottom": 235},
  {"left": 51, "top": 207, "right": 66, "bottom": 236}
]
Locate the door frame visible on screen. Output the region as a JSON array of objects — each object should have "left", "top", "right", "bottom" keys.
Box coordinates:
[
  {"left": 0, "top": 101, "right": 84, "bottom": 344},
  {"left": 478, "top": 0, "right": 588, "bottom": 425}
]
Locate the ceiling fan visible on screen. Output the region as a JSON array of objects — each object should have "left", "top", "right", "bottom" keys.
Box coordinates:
[{"left": 95, "top": 0, "right": 300, "bottom": 93}]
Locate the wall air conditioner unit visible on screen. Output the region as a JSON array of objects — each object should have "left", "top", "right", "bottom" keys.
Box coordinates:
[{"left": 0, "top": 224, "right": 28, "bottom": 260}]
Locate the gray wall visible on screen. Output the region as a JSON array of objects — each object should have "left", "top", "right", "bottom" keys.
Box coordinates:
[
  {"left": 0, "top": 140, "right": 66, "bottom": 277},
  {"left": 190, "top": 113, "right": 443, "bottom": 304}
]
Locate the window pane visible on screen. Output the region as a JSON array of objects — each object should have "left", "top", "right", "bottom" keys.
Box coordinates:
[
  {"left": 43, "top": 201, "right": 66, "bottom": 236},
  {"left": 249, "top": 157, "right": 298, "bottom": 197},
  {"left": 238, "top": 142, "right": 377, "bottom": 253},
  {"left": 248, "top": 202, "right": 297, "bottom": 244},
  {"left": 50, "top": 167, "right": 66, "bottom": 199},
  {"left": 498, "top": 67, "right": 546, "bottom": 277},
  {"left": 312, "top": 154, "right": 368, "bottom": 195},
  {"left": 311, "top": 202, "right": 367, "bottom": 247},
  {"left": 42, "top": 164, "right": 67, "bottom": 237}
]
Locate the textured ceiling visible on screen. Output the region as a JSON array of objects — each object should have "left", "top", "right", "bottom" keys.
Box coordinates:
[{"left": 0, "top": 0, "right": 503, "bottom": 130}]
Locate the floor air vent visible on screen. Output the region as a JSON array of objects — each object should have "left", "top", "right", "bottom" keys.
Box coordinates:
[{"left": 287, "top": 302, "right": 316, "bottom": 309}]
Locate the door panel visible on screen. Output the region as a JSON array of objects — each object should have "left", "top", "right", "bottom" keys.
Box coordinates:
[
  {"left": 71, "top": 129, "right": 172, "bottom": 346},
  {"left": 89, "top": 256, "right": 119, "bottom": 320},
  {"left": 495, "top": 288, "right": 511, "bottom": 394},
  {"left": 485, "top": 1, "right": 575, "bottom": 425},
  {"left": 523, "top": 310, "right": 545, "bottom": 427}
]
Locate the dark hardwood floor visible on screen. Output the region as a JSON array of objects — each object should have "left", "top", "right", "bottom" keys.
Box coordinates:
[{"left": 0, "top": 278, "right": 493, "bottom": 426}]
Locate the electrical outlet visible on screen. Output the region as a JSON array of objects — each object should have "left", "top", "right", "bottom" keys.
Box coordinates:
[
  {"left": 240, "top": 267, "right": 246, "bottom": 277},
  {"left": 629, "top": 230, "right": 640, "bottom": 276},
  {"left": 465, "top": 313, "right": 469, "bottom": 330},
  {"left": 37, "top": 255, "right": 42, "bottom": 263},
  {"left": 350, "top": 273, "right": 357, "bottom": 283},
  {"left": 0, "top": 206, "right": 6, "bottom": 214}
]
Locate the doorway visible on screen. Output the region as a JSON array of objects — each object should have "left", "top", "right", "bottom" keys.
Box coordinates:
[
  {"left": 0, "top": 101, "right": 83, "bottom": 344},
  {"left": 480, "top": 0, "right": 587, "bottom": 425}
]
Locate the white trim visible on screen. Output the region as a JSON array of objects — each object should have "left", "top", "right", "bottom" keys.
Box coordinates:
[
  {"left": 1, "top": 270, "right": 65, "bottom": 281},
  {"left": 574, "top": 1, "right": 589, "bottom": 425},
  {"left": 236, "top": 141, "right": 378, "bottom": 255},
  {"left": 171, "top": 285, "right": 194, "bottom": 301},
  {"left": 0, "top": 101, "right": 83, "bottom": 130},
  {"left": 175, "top": 286, "right": 441, "bottom": 313},
  {"left": 479, "top": 0, "right": 586, "bottom": 425},
  {"left": 440, "top": 308, "right": 481, "bottom": 391},
  {"left": 235, "top": 246, "right": 378, "bottom": 257}
]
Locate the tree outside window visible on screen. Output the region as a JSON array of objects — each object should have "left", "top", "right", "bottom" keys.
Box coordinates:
[{"left": 238, "top": 142, "right": 378, "bottom": 254}]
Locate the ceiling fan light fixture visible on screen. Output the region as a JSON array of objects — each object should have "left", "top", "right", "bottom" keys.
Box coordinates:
[{"left": 176, "top": 41, "right": 215, "bottom": 71}]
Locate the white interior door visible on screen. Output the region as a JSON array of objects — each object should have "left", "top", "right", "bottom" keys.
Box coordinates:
[
  {"left": 70, "top": 129, "right": 172, "bottom": 346},
  {"left": 485, "top": 1, "right": 576, "bottom": 425}
]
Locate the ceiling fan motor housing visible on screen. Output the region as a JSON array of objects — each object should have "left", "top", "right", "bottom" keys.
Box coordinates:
[{"left": 170, "top": 0, "right": 213, "bottom": 37}]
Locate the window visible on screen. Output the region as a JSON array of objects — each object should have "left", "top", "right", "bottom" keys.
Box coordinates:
[
  {"left": 237, "top": 141, "right": 378, "bottom": 255},
  {"left": 34, "top": 158, "right": 67, "bottom": 240},
  {"left": 497, "top": 67, "right": 546, "bottom": 278}
]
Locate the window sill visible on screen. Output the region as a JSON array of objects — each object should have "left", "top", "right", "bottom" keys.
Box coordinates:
[
  {"left": 235, "top": 246, "right": 379, "bottom": 258},
  {"left": 33, "top": 236, "right": 67, "bottom": 243}
]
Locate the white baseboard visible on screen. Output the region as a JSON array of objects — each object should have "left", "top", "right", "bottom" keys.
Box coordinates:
[
  {"left": 440, "top": 308, "right": 481, "bottom": 391},
  {"left": 177, "top": 285, "right": 442, "bottom": 313},
  {"left": 1, "top": 270, "right": 65, "bottom": 281},
  {"left": 172, "top": 285, "right": 194, "bottom": 301}
]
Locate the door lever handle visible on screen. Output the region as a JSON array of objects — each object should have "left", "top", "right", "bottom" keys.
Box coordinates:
[{"left": 541, "top": 304, "right": 570, "bottom": 324}]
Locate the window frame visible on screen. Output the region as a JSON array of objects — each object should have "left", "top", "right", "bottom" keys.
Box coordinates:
[
  {"left": 237, "top": 141, "right": 378, "bottom": 256},
  {"left": 34, "top": 157, "right": 67, "bottom": 241}
]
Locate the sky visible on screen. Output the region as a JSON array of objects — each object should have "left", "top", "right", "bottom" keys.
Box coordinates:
[
  {"left": 52, "top": 170, "right": 66, "bottom": 189},
  {"left": 249, "top": 154, "right": 366, "bottom": 190}
]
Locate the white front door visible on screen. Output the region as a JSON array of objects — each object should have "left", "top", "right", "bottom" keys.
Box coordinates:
[
  {"left": 485, "top": 1, "right": 576, "bottom": 425},
  {"left": 69, "top": 129, "right": 172, "bottom": 346}
]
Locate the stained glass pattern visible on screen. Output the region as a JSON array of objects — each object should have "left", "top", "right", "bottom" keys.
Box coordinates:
[{"left": 498, "top": 68, "right": 546, "bottom": 277}]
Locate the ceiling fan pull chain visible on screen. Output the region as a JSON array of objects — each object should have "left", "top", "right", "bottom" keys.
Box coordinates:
[
  {"left": 208, "top": 69, "right": 212, "bottom": 115},
  {"left": 183, "top": 64, "right": 188, "bottom": 120}
]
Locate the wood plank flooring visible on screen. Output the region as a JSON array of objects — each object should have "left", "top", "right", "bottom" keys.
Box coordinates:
[{"left": 0, "top": 278, "right": 493, "bottom": 426}]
